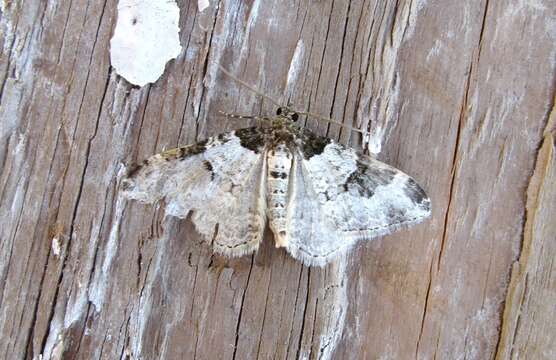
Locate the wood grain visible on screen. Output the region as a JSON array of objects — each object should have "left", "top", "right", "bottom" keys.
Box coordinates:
[
  {"left": 0, "top": 0, "right": 554, "bottom": 359},
  {"left": 496, "top": 101, "right": 556, "bottom": 360}
]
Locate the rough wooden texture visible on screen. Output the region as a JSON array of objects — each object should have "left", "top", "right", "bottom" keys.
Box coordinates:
[
  {"left": 496, "top": 104, "right": 556, "bottom": 360},
  {"left": 0, "top": 0, "right": 554, "bottom": 359}
]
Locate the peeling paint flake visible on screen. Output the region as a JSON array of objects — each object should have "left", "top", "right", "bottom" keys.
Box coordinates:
[
  {"left": 110, "top": 0, "right": 182, "bottom": 86},
  {"left": 198, "top": 0, "right": 210, "bottom": 12},
  {"left": 285, "top": 40, "right": 304, "bottom": 99},
  {"left": 51, "top": 236, "right": 61, "bottom": 257},
  {"left": 367, "top": 125, "right": 384, "bottom": 155}
]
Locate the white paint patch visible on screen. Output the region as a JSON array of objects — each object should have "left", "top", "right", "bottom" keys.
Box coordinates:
[
  {"left": 0, "top": 0, "right": 41, "bottom": 143},
  {"left": 50, "top": 334, "right": 65, "bottom": 360},
  {"left": 13, "top": 133, "right": 26, "bottom": 154},
  {"left": 367, "top": 125, "right": 384, "bottom": 155},
  {"left": 36, "top": 332, "right": 64, "bottom": 360},
  {"left": 365, "top": 67, "right": 400, "bottom": 154},
  {"left": 0, "top": 79, "right": 24, "bottom": 143},
  {"left": 505, "top": 0, "right": 546, "bottom": 17},
  {"left": 130, "top": 227, "right": 170, "bottom": 357},
  {"left": 51, "top": 236, "right": 61, "bottom": 257},
  {"left": 463, "top": 298, "right": 501, "bottom": 359},
  {"left": 285, "top": 40, "right": 305, "bottom": 101},
  {"left": 547, "top": 16, "right": 556, "bottom": 40},
  {"left": 196, "top": 0, "right": 238, "bottom": 121},
  {"left": 378, "top": 343, "right": 398, "bottom": 360},
  {"left": 317, "top": 258, "right": 348, "bottom": 360},
  {"left": 359, "top": 0, "right": 408, "bottom": 152},
  {"left": 426, "top": 39, "right": 442, "bottom": 62},
  {"left": 89, "top": 165, "right": 128, "bottom": 311},
  {"left": 40, "top": 316, "right": 63, "bottom": 359},
  {"left": 110, "top": 0, "right": 182, "bottom": 86},
  {"left": 238, "top": 0, "right": 262, "bottom": 64},
  {"left": 64, "top": 267, "right": 89, "bottom": 328},
  {"left": 403, "top": 0, "right": 428, "bottom": 39},
  {"left": 198, "top": 0, "right": 209, "bottom": 12}
]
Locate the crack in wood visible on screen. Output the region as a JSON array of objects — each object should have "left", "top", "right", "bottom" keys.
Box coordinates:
[{"left": 231, "top": 257, "right": 254, "bottom": 360}]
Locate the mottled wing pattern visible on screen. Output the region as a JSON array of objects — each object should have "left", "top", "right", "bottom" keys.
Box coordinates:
[
  {"left": 286, "top": 132, "right": 431, "bottom": 266},
  {"left": 122, "top": 128, "right": 267, "bottom": 257}
]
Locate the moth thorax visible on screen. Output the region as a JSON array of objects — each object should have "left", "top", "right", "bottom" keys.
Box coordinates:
[{"left": 266, "top": 144, "right": 292, "bottom": 248}]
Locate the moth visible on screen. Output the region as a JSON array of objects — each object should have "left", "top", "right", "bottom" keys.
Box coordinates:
[{"left": 121, "top": 106, "right": 431, "bottom": 266}]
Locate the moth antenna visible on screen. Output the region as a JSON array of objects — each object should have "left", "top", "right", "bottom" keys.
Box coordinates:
[
  {"left": 218, "top": 110, "right": 271, "bottom": 123},
  {"left": 218, "top": 64, "right": 370, "bottom": 136},
  {"left": 296, "top": 111, "right": 371, "bottom": 136},
  {"left": 218, "top": 110, "right": 256, "bottom": 120},
  {"left": 218, "top": 65, "right": 283, "bottom": 109}
]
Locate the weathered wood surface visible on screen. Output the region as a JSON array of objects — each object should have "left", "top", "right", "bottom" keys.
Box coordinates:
[
  {"left": 0, "top": 0, "right": 554, "bottom": 359},
  {"left": 496, "top": 107, "right": 556, "bottom": 360}
]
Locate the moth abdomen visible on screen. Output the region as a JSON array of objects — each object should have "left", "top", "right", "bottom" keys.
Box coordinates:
[{"left": 266, "top": 143, "right": 293, "bottom": 248}]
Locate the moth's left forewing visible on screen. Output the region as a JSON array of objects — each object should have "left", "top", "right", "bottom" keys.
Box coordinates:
[
  {"left": 310, "top": 142, "right": 431, "bottom": 238},
  {"left": 285, "top": 136, "right": 431, "bottom": 266},
  {"left": 346, "top": 157, "right": 432, "bottom": 236}
]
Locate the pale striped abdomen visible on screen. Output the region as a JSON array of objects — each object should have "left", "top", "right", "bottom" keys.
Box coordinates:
[{"left": 266, "top": 143, "right": 292, "bottom": 247}]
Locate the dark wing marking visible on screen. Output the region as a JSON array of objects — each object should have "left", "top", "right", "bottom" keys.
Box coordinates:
[
  {"left": 122, "top": 127, "right": 268, "bottom": 257},
  {"left": 286, "top": 134, "right": 431, "bottom": 266}
]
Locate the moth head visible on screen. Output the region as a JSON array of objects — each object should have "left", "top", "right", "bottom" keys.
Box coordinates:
[{"left": 276, "top": 107, "right": 299, "bottom": 122}]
